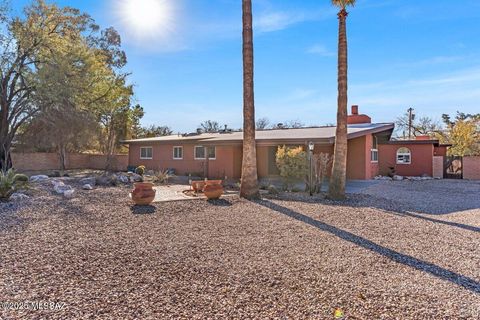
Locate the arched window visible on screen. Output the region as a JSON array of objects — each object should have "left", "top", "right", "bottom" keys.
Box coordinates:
[{"left": 396, "top": 147, "right": 411, "bottom": 164}]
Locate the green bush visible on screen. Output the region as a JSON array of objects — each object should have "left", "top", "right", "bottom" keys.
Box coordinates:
[
  {"left": 276, "top": 145, "right": 308, "bottom": 191},
  {"left": 135, "top": 165, "right": 146, "bottom": 176},
  {"left": 0, "top": 170, "right": 29, "bottom": 201}
]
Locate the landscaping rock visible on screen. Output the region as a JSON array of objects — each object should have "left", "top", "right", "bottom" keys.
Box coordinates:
[
  {"left": 10, "top": 193, "right": 30, "bottom": 201},
  {"left": 79, "top": 177, "right": 96, "bottom": 186},
  {"left": 392, "top": 175, "right": 404, "bottom": 181},
  {"left": 130, "top": 174, "right": 143, "bottom": 182},
  {"left": 375, "top": 176, "right": 393, "bottom": 181},
  {"left": 118, "top": 175, "right": 130, "bottom": 184},
  {"left": 30, "top": 175, "right": 49, "bottom": 182},
  {"left": 63, "top": 189, "right": 75, "bottom": 198},
  {"left": 52, "top": 180, "right": 74, "bottom": 195},
  {"left": 82, "top": 184, "right": 93, "bottom": 190}
]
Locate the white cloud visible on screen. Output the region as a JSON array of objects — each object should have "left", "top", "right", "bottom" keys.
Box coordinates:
[{"left": 307, "top": 44, "right": 335, "bottom": 57}]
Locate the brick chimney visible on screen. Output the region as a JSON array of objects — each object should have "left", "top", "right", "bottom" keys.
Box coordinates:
[
  {"left": 347, "top": 105, "right": 371, "bottom": 124},
  {"left": 351, "top": 105, "right": 359, "bottom": 115}
]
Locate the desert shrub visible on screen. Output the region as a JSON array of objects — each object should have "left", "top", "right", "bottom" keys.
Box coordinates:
[
  {"left": 135, "top": 165, "right": 146, "bottom": 176},
  {"left": 154, "top": 169, "right": 175, "bottom": 184},
  {"left": 267, "top": 185, "right": 279, "bottom": 195},
  {"left": 276, "top": 145, "right": 307, "bottom": 191},
  {"left": 0, "top": 170, "right": 29, "bottom": 201}
]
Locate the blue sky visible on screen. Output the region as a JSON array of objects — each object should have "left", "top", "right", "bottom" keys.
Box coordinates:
[{"left": 11, "top": 0, "right": 480, "bottom": 132}]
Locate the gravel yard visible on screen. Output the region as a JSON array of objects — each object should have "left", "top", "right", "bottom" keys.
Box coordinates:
[{"left": 0, "top": 180, "right": 479, "bottom": 319}]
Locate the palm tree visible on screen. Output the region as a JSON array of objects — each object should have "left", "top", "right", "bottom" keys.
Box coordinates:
[
  {"left": 240, "top": 0, "right": 260, "bottom": 199},
  {"left": 328, "top": 0, "right": 355, "bottom": 200}
]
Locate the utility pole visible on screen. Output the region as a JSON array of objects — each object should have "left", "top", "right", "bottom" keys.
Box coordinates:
[{"left": 407, "top": 107, "right": 415, "bottom": 139}]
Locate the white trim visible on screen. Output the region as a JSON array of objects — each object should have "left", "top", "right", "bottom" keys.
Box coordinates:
[
  {"left": 370, "top": 149, "right": 378, "bottom": 163},
  {"left": 140, "top": 146, "right": 153, "bottom": 160},
  {"left": 194, "top": 146, "right": 216, "bottom": 160},
  {"left": 173, "top": 146, "right": 183, "bottom": 160},
  {"left": 396, "top": 147, "right": 411, "bottom": 165},
  {"left": 194, "top": 146, "right": 205, "bottom": 160}
]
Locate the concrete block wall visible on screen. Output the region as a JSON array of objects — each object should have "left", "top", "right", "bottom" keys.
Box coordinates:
[
  {"left": 11, "top": 153, "right": 128, "bottom": 172},
  {"left": 463, "top": 156, "right": 480, "bottom": 180}
]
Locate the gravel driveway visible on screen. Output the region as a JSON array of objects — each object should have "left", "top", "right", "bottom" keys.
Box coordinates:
[{"left": 0, "top": 180, "right": 479, "bottom": 319}]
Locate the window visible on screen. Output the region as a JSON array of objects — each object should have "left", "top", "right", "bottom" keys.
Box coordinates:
[
  {"left": 396, "top": 147, "right": 411, "bottom": 164},
  {"left": 173, "top": 146, "right": 183, "bottom": 159},
  {"left": 194, "top": 146, "right": 216, "bottom": 160},
  {"left": 371, "top": 149, "right": 378, "bottom": 162},
  {"left": 140, "top": 147, "right": 153, "bottom": 159}
]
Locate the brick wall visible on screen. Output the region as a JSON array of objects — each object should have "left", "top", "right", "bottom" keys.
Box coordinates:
[
  {"left": 11, "top": 153, "right": 128, "bottom": 172},
  {"left": 463, "top": 156, "right": 480, "bottom": 180}
]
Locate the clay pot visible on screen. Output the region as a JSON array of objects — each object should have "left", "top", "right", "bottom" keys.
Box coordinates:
[
  {"left": 205, "top": 180, "right": 222, "bottom": 186},
  {"left": 191, "top": 181, "right": 205, "bottom": 192},
  {"left": 204, "top": 184, "right": 224, "bottom": 200},
  {"left": 131, "top": 182, "right": 156, "bottom": 205}
]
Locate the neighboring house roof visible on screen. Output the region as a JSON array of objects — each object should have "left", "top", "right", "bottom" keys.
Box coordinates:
[
  {"left": 380, "top": 139, "right": 451, "bottom": 147},
  {"left": 123, "top": 123, "right": 395, "bottom": 145}
]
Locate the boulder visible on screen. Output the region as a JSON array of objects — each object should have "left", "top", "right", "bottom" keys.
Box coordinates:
[
  {"left": 82, "top": 184, "right": 93, "bottom": 190},
  {"left": 52, "top": 180, "right": 74, "bottom": 195},
  {"left": 63, "top": 189, "right": 75, "bottom": 198},
  {"left": 30, "top": 175, "right": 49, "bottom": 183},
  {"left": 118, "top": 175, "right": 130, "bottom": 184},
  {"left": 374, "top": 176, "right": 392, "bottom": 181},
  {"left": 392, "top": 175, "right": 404, "bottom": 181},
  {"left": 79, "top": 177, "right": 96, "bottom": 186},
  {"left": 130, "top": 174, "right": 143, "bottom": 183},
  {"left": 10, "top": 193, "right": 30, "bottom": 201},
  {"left": 96, "top": 175, "right": 110, "bottom": 186}
]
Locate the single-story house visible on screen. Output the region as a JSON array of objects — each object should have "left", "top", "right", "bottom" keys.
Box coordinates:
[{"left": 123, "top": 106, "right": 449, "bottom": 180}]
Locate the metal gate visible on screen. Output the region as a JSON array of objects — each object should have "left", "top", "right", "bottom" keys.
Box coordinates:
[{"left": 444, "top": 156, "right": 463, "bottom": 179}]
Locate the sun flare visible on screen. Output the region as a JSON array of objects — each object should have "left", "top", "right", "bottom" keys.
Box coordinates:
[{"left": 117, "top": 0, "right": 174, "bottom": 39}]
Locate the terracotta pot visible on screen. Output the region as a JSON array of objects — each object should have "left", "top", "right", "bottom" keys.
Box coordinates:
[
  {"left": 205, "top": 180, "right": 222, "bottom": 186},
  {"left": 191, "top": 181, "right": 205, "bottom": 192},
  {"left": 204, "top": 184, "right": 223, "bottom": 200},
  {"left": 131, "top": 182, "right": 156, "bottom": 205}
]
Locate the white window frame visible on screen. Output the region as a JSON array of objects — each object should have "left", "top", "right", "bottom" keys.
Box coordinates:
[
  {"left": 194, "top": 146, "right": 216, "bottom": 160},
  {"left": 371, "top": 149, "right": 378, "bottom": 163},
  {"left": 173, "top": 146, "right": 183, "bottom": 160},
  {"left": 396, "top": 147, "right": 411, "bottom": 165},
  {"left": 140, "top": 146, "right": 153, "bottom": 160}
]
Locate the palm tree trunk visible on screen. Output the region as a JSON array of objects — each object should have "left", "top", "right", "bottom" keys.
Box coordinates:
[
  {"left": 328, "top": 8, "right": 349, "bottom": 200},
  {"left": 240, "top": 0, "right": 259, "bottom": 199}
]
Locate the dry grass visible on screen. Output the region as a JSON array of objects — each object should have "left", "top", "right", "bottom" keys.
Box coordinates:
[{"left": 0, "top": 180, "right": 479, "bottom": 319}]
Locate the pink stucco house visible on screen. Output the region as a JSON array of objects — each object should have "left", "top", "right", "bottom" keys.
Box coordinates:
[{"left": 124, "top": 106, "right": 449, "bottom": 180}]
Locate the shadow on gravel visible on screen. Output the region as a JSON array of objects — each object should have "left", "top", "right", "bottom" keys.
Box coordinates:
[
  {"left": 259, "top": 199, "right": 480, "bottom": 294},
  {"left": 265, "top": 193, "right": 480, "bottom": 234},
  {"left": 130, "top": 205, "right": 156, "bottom": 214},
  {"left": 207, "top": 199, "right": 233, "bottom": 207},
  {"left": 385, "top": 211, "right": 480, "bottom": 233}
]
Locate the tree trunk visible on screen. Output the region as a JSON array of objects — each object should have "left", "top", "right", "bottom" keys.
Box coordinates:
[
  {"left": 328, "top": 9, "right": 349, "bottom": 200},
  {"left": 58, "top": 144, "right": 67, "bottom": 172},
  {"left": 240, "top": 0, "right": 259, "bottom": 199}
]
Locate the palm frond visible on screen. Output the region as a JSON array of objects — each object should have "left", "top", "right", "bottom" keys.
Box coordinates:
[{"left": 331, "top": 0, "right": 356, "bottom": 9}]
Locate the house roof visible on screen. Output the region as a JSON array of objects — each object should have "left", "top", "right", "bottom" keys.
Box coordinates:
[
  {"left": 380, "top": 139, "right": 451, "bottom": 147},
  {"left": 123, "top": 123, "right": 395, "bottom": 145}
]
